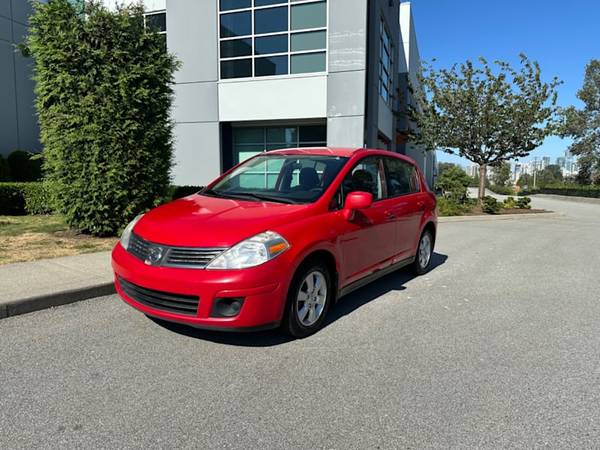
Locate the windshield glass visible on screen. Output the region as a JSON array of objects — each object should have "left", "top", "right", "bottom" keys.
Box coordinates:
[{"left": 206, "top": 154, "right": 349, "bottom": 204}]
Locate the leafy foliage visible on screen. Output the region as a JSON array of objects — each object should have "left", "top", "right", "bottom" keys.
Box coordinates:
[
  {"left": 481, "top": 196, "right": 501, "bottom": 214},
  {"left": 436, "top": 163, "right": 472, "bottom": 202},
  {"left": 536, "top": 164, "right": 563, "bottom": 187},
  {"left": 436, "top": 197, "right": 475, "bottom": 216},
  {"left": 488, "top": 184, "right": 515, "bottom": 195},
  {"left": 537, "top": 185, "right": 600, "bottom": 198},
  {"left": 516, "top": 197, "right": 532, "bottom": 209},
  {"left": 0, "top": 182, "right": 54, "bottom": 215},
  {"left": 24, "top": 0, "right": 179, "bottom": 235},
  {"left": 503, "top": 196, "right": 517, "bottom": 208},
  {"left": 410, "top": 54, "right": 561, "bottom": 199},
  {"left": 6, "top": 151, "right": 42, "bottom": 181},
  {"left": 560, "top": 59, "right": 600, "bottom": 184},
  {"left": 490, "top": 161, "right": 511, "bottom": 186}
]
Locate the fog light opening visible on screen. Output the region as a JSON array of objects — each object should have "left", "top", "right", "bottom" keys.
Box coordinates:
[{"left": 211, "top": 297, "right": 245, "bottom": 318}]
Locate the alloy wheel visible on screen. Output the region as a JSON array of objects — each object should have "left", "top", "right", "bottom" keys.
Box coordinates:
[
  {"left": 296, "top": 270, "right": 327, "bottom": 327},
  {"left": 418, "top": 233, "right": 432, "bottom": 269}
]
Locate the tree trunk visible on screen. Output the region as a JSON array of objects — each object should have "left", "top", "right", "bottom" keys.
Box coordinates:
[{"left": 478, "top": 164, "right": 487, "bottom": 201}]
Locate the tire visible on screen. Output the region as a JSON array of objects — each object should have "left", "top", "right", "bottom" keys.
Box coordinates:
[
  {"left": 282, "top": 261, "right": 333, "bottom": 338},
  {"left": 413, "top": 229, "right": 434, "bottom": 275}
]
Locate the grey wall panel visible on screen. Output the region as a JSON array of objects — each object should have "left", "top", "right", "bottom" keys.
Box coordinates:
[
  {"left": 0, "top": 15, "right": 12, "bottom": 42},
  {"left": 172, "top": 82, "right": 218, "bottom": 124},
  {"left": 377, "top": 101, "right": 393, "bottom": 141},
  {"left": 328, "top": 0, "right": 367, "bottom": 73},
  {"left": 327, "top": 116, "right": 364, "bottom": 148},
  {"left": 12, "top": 21, "right": 27, "bottom": 44},
  {"left": 172, "top": 122, "right": 221, "bottom": 186},
  {"left": 14, "top": 52, "right": 39, "bottom": 151},
  {"left": 11, "top": 0, "right": 31, "bottom": 25},
  {"left": 167, "top": 0, "right": 218, "bottom": 84},
  {"left": 0, "top": 41, "right": 19, "bottom": 156},
  {"left": 327, "top": 70, "right": 365, "bottom": 118},
  {"left": 0, "top": 1, "right": 10, "bottom": 20}
]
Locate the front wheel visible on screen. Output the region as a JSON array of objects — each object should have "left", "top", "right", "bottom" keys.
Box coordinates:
[
  {"left": 413, "top": 230, "right": 434, "bottom": 275},
  {"left": 282, "top": 262, "right": 332, "bottom": 338}
]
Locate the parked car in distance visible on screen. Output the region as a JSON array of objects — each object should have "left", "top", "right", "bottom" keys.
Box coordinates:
[{"left": 112, "top": 148, "right": 437, "bottom": 338}]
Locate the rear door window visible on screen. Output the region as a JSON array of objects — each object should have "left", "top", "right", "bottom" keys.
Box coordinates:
[{"left": 383, "top": 157, "right": 420, "bottom": 197}]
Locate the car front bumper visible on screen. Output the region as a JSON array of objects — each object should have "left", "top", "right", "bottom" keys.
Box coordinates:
[{"left": 111, "top": 243, "right": 290, "bottom": 330}]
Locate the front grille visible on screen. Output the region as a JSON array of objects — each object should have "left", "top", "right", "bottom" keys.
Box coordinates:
[
  {"left": 127, "top": 232, "right": 226, "bottom": 269},
  {"left": 119, "top": 277, "right": 199, "bottom": 316},
  {"left": 165, "top": 248, "right": 225, "bottom": 268},
  {"left": 128, "top": 232, "right": 152, "bottom": 261}
]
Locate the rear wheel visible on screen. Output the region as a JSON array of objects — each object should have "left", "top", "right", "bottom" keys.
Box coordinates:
[
  {"left": 282, "top": 262, "right": 332, "bottom": 338},
  {"left": 413, "top": 230, "right": 434, "bottom": 275}
]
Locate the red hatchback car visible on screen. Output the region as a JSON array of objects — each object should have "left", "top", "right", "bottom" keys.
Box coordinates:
[{"left": 112, "top": 148, "right": 437, "bottom": 337}]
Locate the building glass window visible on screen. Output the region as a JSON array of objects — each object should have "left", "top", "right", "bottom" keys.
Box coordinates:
[
  {"left": 144, "top": 11, "right": 167, "bottom": 48},
  {"left": 379, "top": 18, "right": 393, "bottom": 105},
  {"left": 232, "top": 125, "right": 327, "bottom": 164},
  {"left": 218, "top": 0, "right": 328, "bottom": 79}
]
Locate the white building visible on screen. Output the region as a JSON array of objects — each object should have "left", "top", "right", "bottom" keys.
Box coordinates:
[{"left": 103, "top": 0, "right": 435, "bottom": 187}]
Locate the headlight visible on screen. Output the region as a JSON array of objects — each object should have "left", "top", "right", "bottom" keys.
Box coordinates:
[
  {"left": 207, "top": 231, "right": 289, "bottom": 270},
  {"left": 120, "top": 214, "right": 144, "bottom": 250}
]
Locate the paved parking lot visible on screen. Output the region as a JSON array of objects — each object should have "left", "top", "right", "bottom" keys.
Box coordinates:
[{"left": 1, "top": 195, "right": 599, "bottom": 449}]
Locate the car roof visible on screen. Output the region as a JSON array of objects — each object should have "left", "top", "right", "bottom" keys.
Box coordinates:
[{"left": 266, "top": 147, "right": 417, "bottom": 163}]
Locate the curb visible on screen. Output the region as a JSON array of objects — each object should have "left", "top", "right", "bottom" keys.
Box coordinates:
[
  {"left": 0, "top": 282, "right": 115, "bottom": 320},
  {"left": 439, "top": 211, "right": 563, "bottom": 223}
]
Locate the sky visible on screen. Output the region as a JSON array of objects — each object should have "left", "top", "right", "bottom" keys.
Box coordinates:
[{"left": 408, "top": 0, "right": 600, "bottom": 168}]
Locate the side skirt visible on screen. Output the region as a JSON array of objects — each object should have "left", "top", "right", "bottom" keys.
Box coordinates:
[{"left": 337, "top": 256, "right": 415, "bottom": 299}]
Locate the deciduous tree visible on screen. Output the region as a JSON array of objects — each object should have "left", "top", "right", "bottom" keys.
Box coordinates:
[
  {"left": 560, "top": 59, "right": 600, "bottom": 185},
  {"left": 410, "top": 54, "right": 561, "bottom": 200}
]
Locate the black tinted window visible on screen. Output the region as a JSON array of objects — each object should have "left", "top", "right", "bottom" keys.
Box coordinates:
[
  {"left": 341, "top": 156, "right": 384, "bottom": 202},
  {"left": 384, "top": 157, "right": 420, "bottom": 196}
]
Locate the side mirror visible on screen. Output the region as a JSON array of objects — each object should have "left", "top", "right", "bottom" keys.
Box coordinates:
[{"left": 343, "top": 191, "right": 373, "bottom": 220}]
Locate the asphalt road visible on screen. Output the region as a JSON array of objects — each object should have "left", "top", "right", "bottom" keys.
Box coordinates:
[{"left": 1, "top": 195, "right": 600, "bottom": 449}]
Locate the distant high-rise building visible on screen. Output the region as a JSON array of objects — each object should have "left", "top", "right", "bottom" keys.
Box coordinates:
[
  {"left": 542, "top": 156, "right": 551, "bottom": 169},
  {"left": 556, "top": 156, "right": 566, "bottom": 168}
]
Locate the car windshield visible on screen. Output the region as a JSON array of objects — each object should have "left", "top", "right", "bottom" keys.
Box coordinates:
[{"left": 205, "top": 154, "right": 349, "bottom": 204}]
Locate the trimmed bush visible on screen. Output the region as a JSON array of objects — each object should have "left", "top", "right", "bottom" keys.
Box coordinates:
[
  {"left": 516, "top": 197, "right": 532, "bottom": 209},
  {"left": 437, "top": 197, "right": 475, "bottom": 216},
  {"left": 503, "top": 196, "right": 517, "bottom": 208},
  {"left": 25, "top": 0, "right": 179, "bottom": 236},
  {"left": 0, "top": 182, "right": 54, "bottom": 215},
  {"left": 6, "top": 151, "right": 43, "bottom": 181},
  {"left": 482, "top": 196, "right": 501, "bottom": 214}
]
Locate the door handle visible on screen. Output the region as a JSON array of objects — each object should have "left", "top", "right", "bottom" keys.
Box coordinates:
[
  {"left": 417, "top": 201, "right": 425, "bottom": 210},
  {"left": 385, "top": 211, "right": 396, "bottom": 219}
]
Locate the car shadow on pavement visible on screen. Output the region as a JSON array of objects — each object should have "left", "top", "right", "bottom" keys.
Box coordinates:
[{"left": 150, "top": 252, "right": 448, "bottom": 347}]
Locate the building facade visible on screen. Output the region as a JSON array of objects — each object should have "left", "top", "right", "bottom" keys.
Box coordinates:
[
  {"left": 104, "top": 0, "right": 435, "bottom": 187},
  {"left": 0, "top": 0, "right": 40, "bottom": 156}
]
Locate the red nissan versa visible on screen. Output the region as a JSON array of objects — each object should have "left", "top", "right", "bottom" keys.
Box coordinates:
[{"left": 112, "top": 148, "right": 437, "bottom": 338}]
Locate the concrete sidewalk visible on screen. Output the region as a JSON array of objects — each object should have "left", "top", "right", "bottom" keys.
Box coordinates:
[{"left": 0, "top": 252, "right": 114, "bottom": 319}]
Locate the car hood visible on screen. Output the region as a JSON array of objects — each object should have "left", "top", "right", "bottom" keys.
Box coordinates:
[{"left": 133, "top": 194, "right": 311, "bottom": 247}]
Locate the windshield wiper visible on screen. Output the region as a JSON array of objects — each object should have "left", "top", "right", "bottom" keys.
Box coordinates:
[{"left": 220, "top": 191, "right": 298, "bottom": 204}]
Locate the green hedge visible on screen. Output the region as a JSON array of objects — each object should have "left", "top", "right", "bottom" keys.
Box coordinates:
[
  {"left": 537, "top": 185, "right": 600, "bottom": 198},
  {"left": 488, "top": 185, "right": 515, "bottom": 195},
  {"left": 0, "top": 182, "right": 54, "bottom": 215}
]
